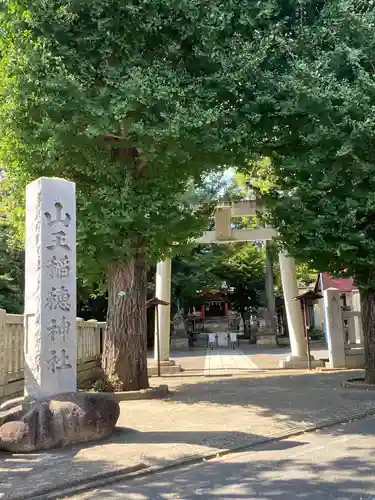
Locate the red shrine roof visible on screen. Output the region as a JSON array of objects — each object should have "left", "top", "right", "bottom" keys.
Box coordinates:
[
  {"left": 315, "top": 272, "right": 357, "bottom": 293},
  {"left": 198, "top": 289, "right": 227, "bottom": 297}
]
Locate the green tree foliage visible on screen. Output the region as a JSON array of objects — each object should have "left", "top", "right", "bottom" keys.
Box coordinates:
[
  {"left": 0, "top": 222, "right": 24, "bottom": 313},
  {"left": 0, "top": 0, "right": 296, "bottom": 389},
  {"left": 172, "top": 247, "right": 223, "bottom": 312},
  {"left": 273, "top": 258, "right": 318, "bottom": 295},
  {"left": 172, "top": 243, "right": 265, "bottom": 318},
  {"left": 241, "top": 2, "right": 375, "bottom": 382},
  {"left": 5, "top": 0, "right": 371, "bottom": 385},
  {"left": 232, "top": 167, "right": 318, "bottom": 289},
  {"left": 246, "top": 2, "right": 375, "bottom": 285},
  {"left": 212, "top": 244, "right": 266, "bottom": 316}
]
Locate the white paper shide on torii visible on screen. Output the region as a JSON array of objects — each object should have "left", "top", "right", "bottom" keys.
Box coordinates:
[{"left": 24, "top": 177, "right": 77, "bottom": 398}]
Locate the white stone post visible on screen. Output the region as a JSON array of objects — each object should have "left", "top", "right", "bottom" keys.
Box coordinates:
[
  {"left": 324, "top": 289, "right": 346, "bottom": 368},
  {"left": 316, "top": 298, "right": 325, "bottom": 330},
  {"left": 278, "top": 253, "right": 323, "bottom": 368},
  {"left": 154, "top": 259, "right": 172, "bottom": 362},
  {"left": 24, "top": 177, "right": 77, "bottom": 399},
  {"left": 265, "top": 241, "right": 277, "bottom": 332},
  {"left": 352, "top": 290, "right": 364, "bottom": 344},
  {"left": 279, "top": 253, "right": 306, "bottom": 358},
  {"left": 0, "top": 309, "right": 6, "bottom": 399}
]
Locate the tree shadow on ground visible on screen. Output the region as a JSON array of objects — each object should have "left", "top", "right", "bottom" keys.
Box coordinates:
[
  {"left": 3, "top": 417, "right": 375, "bottom": 500},
  {"left": 0, "top": 427, "right": 269, "bottom": 499},
  {"left": 116, "top": 456, "right": 375, "bottom": 499},
  {"left": 1, "top": 370, "right": 374, "bottom": 500},
  {"left": 67, "top": 428, "right": 375, "bottom": 500},
  {"left": 162, "top": 370, "right": 373, "bottom": 424}
]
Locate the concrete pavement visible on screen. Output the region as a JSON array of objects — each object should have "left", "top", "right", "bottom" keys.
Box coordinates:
[
  {"left": 165, "top": 343, "right": 329, "bottom": 375},
  {"left": 67, "top": 415, "right": 375, "bottom": 499},
  {"left": 2, "top": 370, "right": 375, "bottom": 500},
  {"left": 203, "top": 348, "right": 261, "bottom": 375}
]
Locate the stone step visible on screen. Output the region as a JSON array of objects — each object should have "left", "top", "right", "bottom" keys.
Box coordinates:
[{"left": 148, "top": 363, "right": 183, "bottom": 376}]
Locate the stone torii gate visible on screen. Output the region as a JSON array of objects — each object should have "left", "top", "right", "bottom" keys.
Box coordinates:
[{"left": 154, "top": 201, "right": 323, "bottom": 369}]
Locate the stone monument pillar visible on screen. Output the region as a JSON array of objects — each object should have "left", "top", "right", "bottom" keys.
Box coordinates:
[
  {"left": 171, "top": 311, "right": 189, "bottom": 351},
  {"left": 154, "top": 259, "right": 172, "bottom": 362},
  {"left": 278, "top": 252, "right": 323, "bottom": 368},
  {"left": 256, "top": 308, "right": 278, "bottom": 346},
  {"left": 0, "top": 178, "right": 120, "bottom": 453},
  {"left": 24, "top": 177, "right": 77, "bottom": 398},
  {"left": 324, "top": 289, "right": 346, "bottom": 368}
]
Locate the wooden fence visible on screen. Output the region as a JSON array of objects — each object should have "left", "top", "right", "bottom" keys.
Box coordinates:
[{"left": 0, "top": 309, "right": 105, "bottom": 402}]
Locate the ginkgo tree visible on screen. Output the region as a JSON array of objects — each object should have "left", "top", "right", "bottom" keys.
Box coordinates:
[
  {"left": 0, "top": 0, "right": 308, "bottom": 390},
  {"left": 245, "top": 2, "right": 375, "bottom": 383}
]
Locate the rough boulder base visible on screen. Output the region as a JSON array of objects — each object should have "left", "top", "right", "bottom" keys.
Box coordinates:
[{"left": 0, "top": 391, "right": 120, "bottom": 453}]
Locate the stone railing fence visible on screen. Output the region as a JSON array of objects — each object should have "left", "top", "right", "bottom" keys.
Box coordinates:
[
  {"left": 324, "top": 290, "right": 364, "bottom": 369},
  {"left": 0, "top": 309, "right": 105, "bottom": 402}
]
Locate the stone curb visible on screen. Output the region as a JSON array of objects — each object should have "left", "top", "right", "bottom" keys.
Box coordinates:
[
  {"left": 15, "top": 405, "right": 375, "bottom": 500},
  {"left": 148, "top": 360, "right": 176, "bottom": 367},
  {"left": 342, "top": 378, "right": 375, "bottom": 390},
  {"left": 114, "top": 384, "right": 169, "bottom": 401}
]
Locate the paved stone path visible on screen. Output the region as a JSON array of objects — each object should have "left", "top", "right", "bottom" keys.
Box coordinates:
[
  {"left": 204, "top": 348, "right": 261, "bottom": 375},
  {"left": 168, "top": 343, "right": 329, "bottom": 374},
  {"left": 70, "top": 416, "right": 375, "bottom": 500},
  {"left": 2, "top": 370, "right": 375, "bottom": 500}
]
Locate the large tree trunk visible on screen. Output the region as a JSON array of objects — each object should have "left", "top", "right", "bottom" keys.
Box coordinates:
[
  {"left": 102, "top": 258, "right": 149, "bottom": 391},
  {"left": 360, "top": 288, "right": 375, "bottom": 384}
]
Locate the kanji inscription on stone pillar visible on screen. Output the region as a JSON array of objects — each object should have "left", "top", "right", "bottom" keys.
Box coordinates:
[{"left": 24, "top": 177, "right": 77, "bottom": 398}]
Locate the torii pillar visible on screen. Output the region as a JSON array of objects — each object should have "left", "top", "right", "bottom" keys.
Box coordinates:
[
  {"left": 278, "top": 252, "right": 324, "bottom": 368},
  {"left": 154, "top": 259, "right": 172, "bottom": 362},
  {"left": 151, "top": 259, "right": 182, "bottom": 376}
]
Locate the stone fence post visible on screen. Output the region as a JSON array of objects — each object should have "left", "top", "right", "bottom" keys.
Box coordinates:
[
  {"left": 352, "top": 291, "right": 364, "bottom": 344},
  {"left": 324, "top": 289, "right": 346, "bottom": 368}
]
